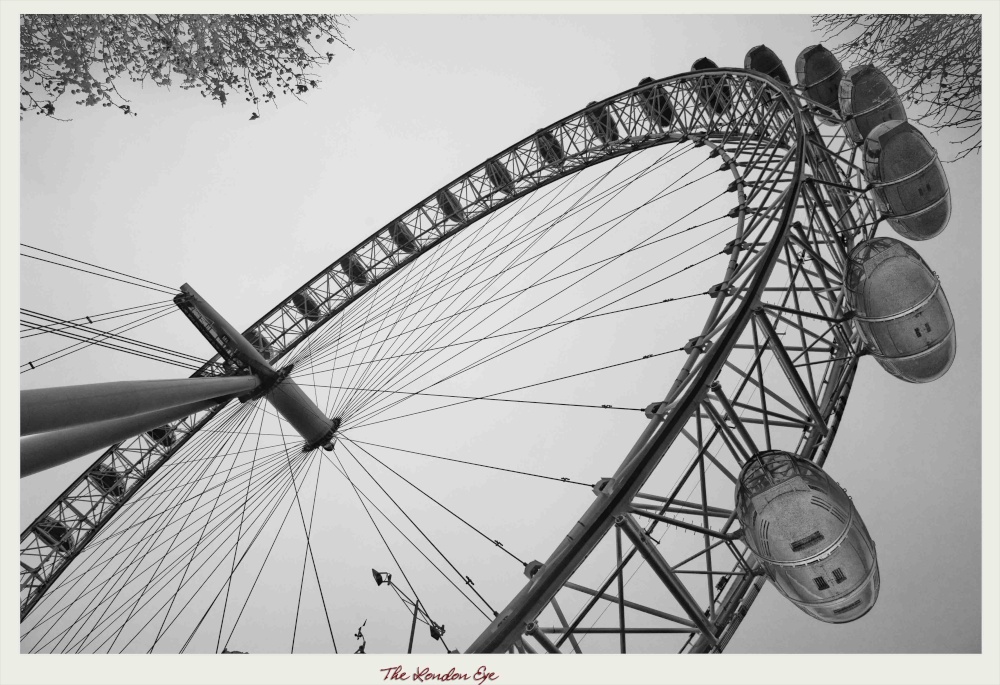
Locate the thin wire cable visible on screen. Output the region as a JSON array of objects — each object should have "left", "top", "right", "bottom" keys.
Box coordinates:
[
  {"left": 342, "top": 436, "right": 528, "bottom": 566},
  {"left": 21, "top": 309, "right": 204, "bottom": 363},
  {"left": 21, "top": 243, "right": 179, "bottom": 292},
  {"left": 20, "top": 301, "right": 176, "bottom": 339},
  {"left": 343, "top": 438, "right": 592, "bottom": 487},
  {"left": 339, "top": 440, "right": 498, "bottom": 617},
  {"left": 20, "top": 253, "right": 177, "bottom": 295},
  {"left": 21, "top": 305, "right": 188, "bottom": 373}
]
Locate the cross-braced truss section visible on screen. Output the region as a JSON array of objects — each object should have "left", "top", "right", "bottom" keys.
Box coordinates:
[{"left": 498, "top": 112, "right": 874, "bottom": 657}]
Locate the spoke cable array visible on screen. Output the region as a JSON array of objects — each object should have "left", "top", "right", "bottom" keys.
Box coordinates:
[{"left": 20, "top": 243, "right": 179, "bottom": 295}]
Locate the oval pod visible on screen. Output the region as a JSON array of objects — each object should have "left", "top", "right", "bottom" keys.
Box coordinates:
[
  {"left": 636, "top": 77, "right": 674, "bottom": 130},
  {"left": 864, "top": 120, "right": 951, "bottom": 240},
  {"left": 692, "top": 57, "right": 731, "bottom": 115},
  {"left": 485, "top": 159, "right": 514, "bottom": 195},
  {"left": 585, "top": 101, "right": 620, "bottom": 145},
  {"left": 796, "top": 45, "right": 844, "bottom": 122},
  {"left": 389, "top": 220, "right": 419, "bottom": 253},
  {"left": 735, "top": 450, "right": 880, "bottom": 623},
  {"left": 745, "top": 44, "right": 790, "bottom": 84},
  {"left": 291, "top": 291, "right": 321, "bottom": 322},
  {"left": 436, "top": 189, "right": 466, "bottom": 223},
  {"left": 36, "top": 517, "right": 73, "bottom": 556},
  {"left": 845, "top": 238, "right": 956, "bottom": 383},
  {"left": 839, "top": 64, "right": 906, "bottom": 146},
  {"left": 535, "top": 130, "right": 565, "bottom": 166},
  {"left": 145, "top": 425, "right": 175, "bottom": 448},
  {"left": 89, "top": 464, "right": 126, "bottom": 498},
  {"left": 340, "top": 253, "right": 369, "bottom": 286},
  {"left": 246, "top": 327, "right": 273, "bottom": 359}
]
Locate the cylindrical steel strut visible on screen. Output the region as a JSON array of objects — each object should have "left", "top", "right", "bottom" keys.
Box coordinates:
[
  {"left": 179, "top": 283, "right": 339, "bottom": 451},
  {"left": 21, "top": 376, "right": 261, "bottom": 436},
  {"left": 20, "top": 395, "right": 247, "bottom": 477}
]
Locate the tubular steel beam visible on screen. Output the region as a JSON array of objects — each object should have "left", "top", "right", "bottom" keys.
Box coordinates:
[
  {"left": 709, "top": 381, "right": 760, "bottom": 455},
  {"left": 753, "top": 308, "right": 829, "bottom": 435},
  {"left": 176, "top": 284, "right": 273, "bottom": 376},
  {"left": 181, "top": 283, "right": 338, "bottom": 452},
  {"left": 465, "top": 103, "right": 803, "bottom": 650},
  {"left": 634, "top": 493, "right": 733, "bottom": 517},
  {"left": 563, "top": 582, "right": 697, "bottom": 628},
  {"left": 540, "top": 627, "right": 695, "bottom": 635},
  {"left": 553, "top": 546, "right": 647, "bottom": 650},
  {"left": 689, "top": 572, "right": 766, "bottom": 654},
  {"left": 20, "top": 395, "right": 247, "bottom": 477},
  {"left": 525, "top": 622, "right": 562, "bottom": 654},
  {"left": 21, "top": 376, "right": 260, "bottom": 436},
  {"left": 628, "top": 507, "right": 742, "bottom": 541},
  {"left": 549, "top": 598, "right": 582, "bottom": 654},
  {"left": 701, "top": 400, "right": 750, "bottom": 464},
  {"left": 616, "top": 526, "right": 627, "bottom": 654},
  {"left": 618, "top": 514, "right": 719, "bottom": 646},
  {"left": 408, "top": 599, "right": 420, "bottom": 654}
]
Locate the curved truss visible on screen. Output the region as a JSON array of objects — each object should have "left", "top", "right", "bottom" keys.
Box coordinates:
[{"left": 21, "top": 69, "right": 878, "bottom": 655}]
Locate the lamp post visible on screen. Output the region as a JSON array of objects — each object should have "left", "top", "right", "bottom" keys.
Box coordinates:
[{"left": 373, "top": 568, "right": 449, "bottom": 653}]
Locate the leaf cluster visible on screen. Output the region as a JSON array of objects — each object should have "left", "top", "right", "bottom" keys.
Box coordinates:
[{"left": 20, "top": 14, "right": 351, "bottom": 120}]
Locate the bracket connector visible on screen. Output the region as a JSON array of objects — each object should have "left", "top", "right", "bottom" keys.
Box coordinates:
[{"left": 684, "top": 336, "right": 712, "bottom": 354}]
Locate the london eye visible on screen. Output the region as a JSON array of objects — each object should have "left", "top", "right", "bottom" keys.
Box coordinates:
[{"left": 16, "top": 15, "right": 983, "bottom": 662}]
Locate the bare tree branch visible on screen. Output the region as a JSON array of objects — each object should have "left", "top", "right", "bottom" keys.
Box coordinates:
[{"left": 813, "top": 14, "right": 981, "bottom": 161}]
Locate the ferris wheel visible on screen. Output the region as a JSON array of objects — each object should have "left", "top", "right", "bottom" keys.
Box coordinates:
[{"left": 19, "top": 43, "right": 955, "bottom": 655}]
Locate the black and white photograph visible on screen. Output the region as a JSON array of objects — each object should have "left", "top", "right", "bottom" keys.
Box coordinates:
[{"left": 4, "top": 4, "right": 997, "bottom": 685}]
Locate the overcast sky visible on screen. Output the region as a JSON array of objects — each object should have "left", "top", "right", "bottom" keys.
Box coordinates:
[{"left": 5, "top": 6, "right": 999, "bottom": 685}]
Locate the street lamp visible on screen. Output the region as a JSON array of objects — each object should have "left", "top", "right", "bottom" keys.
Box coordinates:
[{"left": 372, "top": 568, "right": 450, "bottom": 653}]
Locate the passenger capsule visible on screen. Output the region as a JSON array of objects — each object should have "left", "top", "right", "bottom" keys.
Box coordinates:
[
  {"left": 796, "top": 45, "right": 844, "bottom": 122},
  {"left": 291, "top": 291, "right": 322, "bottom": 322},
  {"left": 845, "top": 238, "right": 956, "bottom": 382},
  {"left": 691, "top": 57, "right": 731, "bottom": 115},
  {"left": 389, "top": 220, "right": 419, "bottom": 253},
  {"left": 36, "top": 517, "right": 73, "bottom": 556},
  {"left": 89, "top": 463, "right": 126, "bottom": 498},
  {"left": 340, "top": 254, "right": 369, "bottom": 286},
  {"left": 735, "top": 450, "right": 879, "bottom": 623},
  {"left": 146, "top": 425, "right": 175, "bottom": 448},
  {"left": 636, "top": 77, "right": 674, "bottom": 130},
  {"left": 839, "top": 64, "right": 907, "bottom": 146},
  {"left": 535, "top": 130, "right": 565, "bottom": 166},
  {"left": 863, "top": 120, "right": 951, "bottom": 240},
  {"left": 585, "top": 101, "right": 620, "bottom": 145},
  {"left": 246, "top": 327, "right": 273, "bottom": 360},
  {"left": 744, "top": 45, "right": 790, "bottom": 84},
  {"left": 436, "top": 189, "right": 466, "bottom": 223},
  {"left": 485, "top": 159, "right": 515, "bottom": 195}
]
